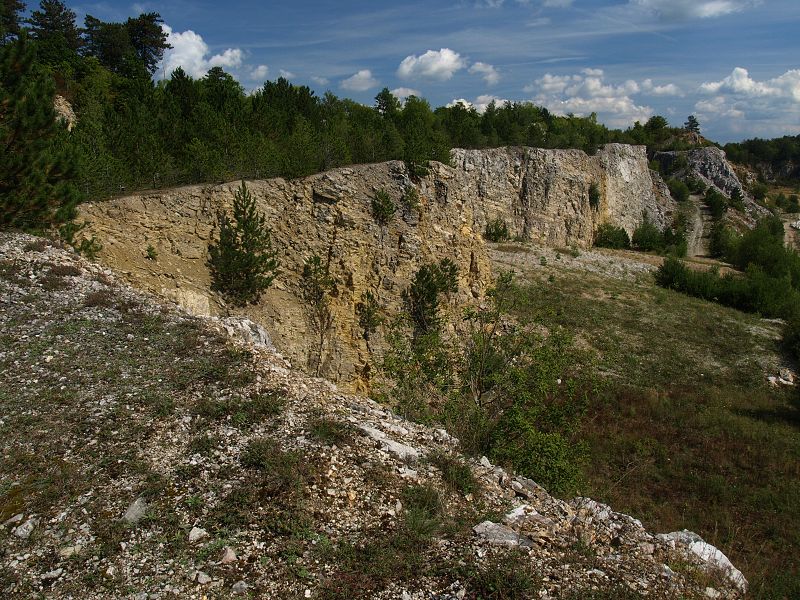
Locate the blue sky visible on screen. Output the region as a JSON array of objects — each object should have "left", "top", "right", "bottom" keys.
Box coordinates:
[{"left": 69, "top": 0, "right": 800, "bottom": 142}]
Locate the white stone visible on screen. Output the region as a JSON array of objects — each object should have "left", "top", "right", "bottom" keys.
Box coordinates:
[{"left": 188, "top": 526, "right": 209, "bottom": 543}]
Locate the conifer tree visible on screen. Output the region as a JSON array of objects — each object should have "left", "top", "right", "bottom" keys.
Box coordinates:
[
  {"left": 0, "top": 0, "right": 25, "bottom": 46},
  {"left": 28, "top": 0, "right": 82, "bottom": 60},
  {"left": 0, "top": 33, "right": 79, "bottom": 230},
  {"left": 207, "top": 181, "right": 279, "bottom": 306}
]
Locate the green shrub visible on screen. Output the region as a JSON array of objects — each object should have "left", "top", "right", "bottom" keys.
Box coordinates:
[
  {"left": 686, "top": 176, "right": 706, "bottom": 194},
  {"left": 207, "top": 181, "right": 279, "bottom": 306},
  {"left": 632, "top": 219, "right": 664, "bottom": 252},
  {"left": 594, "top": 224, "right": 630, "bottom": 249},
  {"left": 301, "top": 254, "right": 335, "bottom": 376},
  {"left": 751, "top": 182, "right": 769, "bottom": 202},
  {"left": 402, "top": 186, "right": 420, "bottom": 212},
  {"left": 709, "top": 223, "right": 739, "bottom": 259},
  {"left": 705, "top": 188, "right": 728, "bottom": 220},
  {"left": 371, "top": 189, "right": 396, "bottom": 225},
  {"left": 484, "top": 217, "right": 509, "bottom": 242},
  {"left": 588, "top": 183, "right": 601, "bottom": 209},
  {"left": 667, "top": 178, "right": 690, "bottom": 202},
  {"left": 356, "top": 291, "right": 382, "bottom": 342},
  {"left": 403, "top": 259, "right": 458, "bottom": 336},
  {"left": 429, "top": 451, "right": 477, "bottom": 495}
]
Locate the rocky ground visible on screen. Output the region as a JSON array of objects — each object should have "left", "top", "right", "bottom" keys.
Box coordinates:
[{"left": 0, "top": 232, "right": 746, "bottom": 599}]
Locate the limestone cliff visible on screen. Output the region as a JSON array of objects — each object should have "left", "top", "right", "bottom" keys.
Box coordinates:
[
  {"left": 654, "top": 147, "right": 770, "bottom": 220},
  {"left": 78, "top": 144, "right": 674, "bottom": 389}
]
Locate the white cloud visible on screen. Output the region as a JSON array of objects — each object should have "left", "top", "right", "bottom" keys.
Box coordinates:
[
  {"left": 340, "top": 69, "right": 379, "bottom": 92},
  {"left": 311, "top": 75, "right": 330, "bottom": 86},
  {"left": 469, "top": 62, "right": 500, "bottom": 86},
  {"left": 543, "top": 0, "right": 574, "bottom": 7},
  {"left": 391, "top": 87, "right": 421, "bottom": 100},
  {"left": 526, "top": 69, "right": 653, "bottom": 126},
  {"left": 249, "top": 65, "right": 269, "bottom": 81},
  {"left": 700, "top": 67, "right": 800, "bottom": 99},
  {"left": 160, "top": 24, "right": 243, "bottom": 78},
  {"left": 693, "top": 67, "right": 800, "bottom": 138},
  {"left": 279, "top": 69, "right": 296, "bottom": 80},
  {"left": 447, "top": 94, "right": 509, "bottom": 114},
  {"left": 641, "top": 79, "right": 682, "bottom": 96},
  {"left": 397, "top": 48, "right": 467, "bottom": 81},
  {"left": 630, "top": 0, "right": 761, "bottom": 21}
]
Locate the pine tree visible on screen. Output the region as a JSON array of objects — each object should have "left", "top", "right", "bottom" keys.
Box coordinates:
[
  {"left": 207, "top": 181, "right": 279, "bottom": 306},
  {"left": 0, "top": 34, "right": 80, "bottom": 230},
  {"left": 0, "top": 0, "right": 25, "bottom": 46},
  {"left": 300, "top": 253, "right": 335, "bottom": 376},
  {"left": 28, "top": 0, "right": 82, "bottom": 58},
  {"left": 684, "top": 115, "right": 700, "bottom": 134}
]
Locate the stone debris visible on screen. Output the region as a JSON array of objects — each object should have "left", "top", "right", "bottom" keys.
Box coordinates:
[
  {"left": 473, "top": 521, "right": 534, "bottom": 548},
  {"left": 13, "top": 517, "right": 38, "bottom": 539},
  {"left": 188, "top": 527, "right": 208, "bottom": 544},
  {"left": 122, "top": 497, "right": 148, "bottom": 524}
]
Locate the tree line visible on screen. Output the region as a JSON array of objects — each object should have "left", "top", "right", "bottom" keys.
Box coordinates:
[{"left": 0, "top": 0, "right": 751, "bottom": 233}]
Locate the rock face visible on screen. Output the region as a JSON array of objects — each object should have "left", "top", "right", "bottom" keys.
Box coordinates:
[
  {"left": 451, "top": 144, "right": 675, "bottom": 243},
  {"left": 78, "top": 145, "right": 674, "bottom": 389},
  {"left": 654, "top": 147, "right": 769, "bottom": 219}
]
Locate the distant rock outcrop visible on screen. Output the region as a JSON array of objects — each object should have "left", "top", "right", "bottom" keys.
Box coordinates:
[{"left": 654, "top": 147, "right": 769, "bottom": 219}]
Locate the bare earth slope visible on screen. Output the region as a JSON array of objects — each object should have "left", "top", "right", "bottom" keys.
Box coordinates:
[{"left": 0, "top": 233, "right": 745, "bottom": 599}]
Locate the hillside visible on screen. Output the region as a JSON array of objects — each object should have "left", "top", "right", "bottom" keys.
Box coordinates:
[{"left": 0, "top": 232, "right": 749, "bottom": 599}]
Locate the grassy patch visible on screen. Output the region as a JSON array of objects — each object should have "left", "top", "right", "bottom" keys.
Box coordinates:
[
  {"left": 429, "top": 451, "right": 478, "bottom": 496},
  {"left": 508, "top": 264, "right": 800, "bottom": 597},
  {"left": 308, "top": 416, "right": 354, "bottom": 446}
]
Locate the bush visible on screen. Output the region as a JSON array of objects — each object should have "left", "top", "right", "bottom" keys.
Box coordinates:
[
  {"left": 356, "top": 291, "right": 382, "bottom": 342},
  {"left": 667, "top": 178, "right": 690, "bottom": 202},
  {"left": 207, "top": 181, "right": 279, "bottom": 306},
  {"left": 371, "top": 189, "right": 396, "bottom": 225},
  {"left": 594, "top": 224, "right": 630, "bottom": 249},
  {"left": 300, "top": 254, "right": 335, "bottom": 376},
  {"left": 709, "top": 223, "right": 739, "bottom": 259},
  {"left": 403, "top": 259, "right": 458, "bottom": 336},
  {"left": 588, "top": 183, "right": 601, "bottom": 209},
  {"left": 632, "top": 219, "right": 664, "bottom": 252},
  {"left": 686, "top": 176, "right": 706, "bottom": 194},
  {"left": 484, "top": 218, "right": 509, "bottom": 242},
  {"left": 705, "top": 188, "right": 728, "bottom": 220},
  {"left": 751, "top": 182, "right": 769, "bottom": 202}
]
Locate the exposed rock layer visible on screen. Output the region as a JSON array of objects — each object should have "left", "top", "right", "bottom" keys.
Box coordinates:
[{"left": 78, "top": 145, "right": 674, "bottom": 389}]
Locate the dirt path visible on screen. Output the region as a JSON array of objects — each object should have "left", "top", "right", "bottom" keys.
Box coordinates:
[{"left": 686, "top": 194, "right": 714, "bottom": 258}]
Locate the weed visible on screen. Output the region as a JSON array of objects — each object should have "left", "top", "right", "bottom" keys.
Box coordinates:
[
  {"left": 429, "top": 451, "right": 477, "bottom": 495},
  {"left": 145, "top": 244, "right": 158, "bottom": 261},
  {"left": 485, "top": 218, "right": 510, "bottom": 242},
  {"left": 371, "top": 189, "right": 396, "bottom": 225},
  {"left": 309, "top": 416, "right": 353, "bottom": 446}
]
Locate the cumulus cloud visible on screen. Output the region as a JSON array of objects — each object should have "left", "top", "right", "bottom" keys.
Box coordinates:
[
  {"left": 311, "top": 75, "right": 330, "bottom": 86},
  {"left": 630, "top": 0, "right": 761, "bottom": 21},
  {"left": 160, "top": 25, "right": 243, "bottom": 78},
  {"left": 448, "top": 94, "right": 509, "bottom": 114},
  {"left": 525, "top": 69, "right": 653, "bottom": 126},
  {"left": 279, "top": 69, "right": 296, "bottom": 80},
  {"left": 469, "top": 62, "right": 500, "bottom": 86},
  {"left": 700, "top": 67, "right": 800, "bottom": 99},
  {"left": 340, "top": 69, "right": 379, "bottom": 92},
  {"left": 693, "top": 67, "right": 800, "bottom": 138},
  {"left": 249, "top": 65, "right": 269, "bottom": 81},
  {"left": 391, "top": 87, "right": 422, "bottom": 100},
  {"left": 641, "top": 79, "right": 681, "bottom": 96},
  {"left": 397, "top": 48, "right": 466, "bottom": 81}
]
